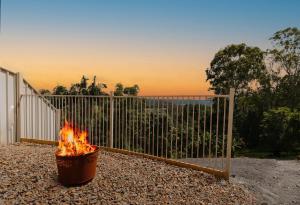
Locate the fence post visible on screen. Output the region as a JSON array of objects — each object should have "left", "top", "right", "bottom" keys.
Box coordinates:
[
  {"left": 109, "top": 91, "right": 114, "bottom": 148},
  {"left": 15, "top": 72, "right": 23, "bottom": 143},
  {"left": 225, "top": 88, "right": 235, "bottom": 179},
  {"left": 55, "top": 109, "right": 61, "bottom": 141}
]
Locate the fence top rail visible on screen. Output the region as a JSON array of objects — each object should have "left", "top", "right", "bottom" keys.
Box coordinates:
[
  {"left": 0, "top": 67, "right": 16, "bottom": 75},
  {"left": 21, "top": 94, "right": 229, "bottom": 98},
  {"left": 114, "top": 94, "right": 229, "bottom": 98}
]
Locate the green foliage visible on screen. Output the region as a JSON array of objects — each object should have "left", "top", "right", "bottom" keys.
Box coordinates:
[
  {"left": 114, "top": 83, "right": 124, "bottom": 96},
  {"left": 206, "top": 27, "right": 300, "bottom": 157},
  {"left": 260, "top": 107, "right": 300, "bottom": 155},
  {"left": 53, "top": 85, "right": 69, "bottom": 95},
  {"left": 39, "top": 89, "right": 51, "bottom": 95},
  {"left": 123, "top": 84, "right": 140, "bottom": 96},
  {"left": 206, "top": 43, "right": 267, "bottom": 95},
  {"left": 268, "top": 27, "right": 300, "bottom": 77}
]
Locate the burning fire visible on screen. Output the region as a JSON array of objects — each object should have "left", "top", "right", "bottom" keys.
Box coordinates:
[{"left": 56, "top": 122, "right": 95, "bottom": 156}]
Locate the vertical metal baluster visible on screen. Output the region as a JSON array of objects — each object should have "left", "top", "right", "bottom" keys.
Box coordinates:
[
  {"left": 87, "top": 97, "right": 90, "bottom": 143},
  {"left": 128, "top": 97, "right": 131, "bottom": 150},
  {"left": 222, "top": 98, "right": 227, "bottom": 169},
  {"left": 40, "top": 97, "right": 43, "bottom": 140},
  {"left": 118, "top": 98, "right": 120, "bottom": 149},
  {"left": 140, "top": 98, "right": 143, "bottom": 153},
  {"left": 166, "top": 97, "right": 169, "bottom": 158},
  {"left": 75, "top": 96, "right": 77, "bottom": 129},
  {"left": 161, "top": 97, "right": 164, "bottom": 157},
  {"left": 60, "top": 97, "right": 62, "bottom": 127},
  {"left": 125, "top": 97, "right": 128, "bottom": 150},
  {"left": 121, "top": 98, "right": 124, "bottom": 149},
  {"left": 130, "top": 97, "right": 133, "bottom": 150},
  {"left": 156, "top": 97, "right": 160, "bottom": 156},
  {"left": 107, "top": 97, "right": 109, "bottom": 146},
  {"left": 152, "top": 97, "right": 155, "bottom": 155},
  {"left": 145, "top": 97, "right": 149, "bottom": 153},
  {"left": 180, "top": 99, "right": 184, "bottom": 158},
  {"left": 132, "top": 97, "right": 134, "bottom": 151},
  {"left": 80, "top": 97, "right": 83, "bottom": 132},
  {"left": 113, "top": 97, "right": 116, "bottom": 148},
  {"left": 117, "top": 98, "right": 121, "bottom": 149},
  {"left": 191, "top": 97, "right": 195, "bottom": 158},
  {"left": 45, "top": 97, "right": 48, "bottom": 140},
  {"left": 133, "top": 97, "right": 136, "bottom": 151},
  {"left": 134, "top": 97, "right": 139, "bottom": 149},
  {"left": 71, "top": 96, "right": 73, "bottom": 128},
  {"left": 35, "top": 95, "right": 38, "bottom": 139},
  {"left": 92, "top": 97, "right": 94, "bottom": 144},
  {"left": 65, "top": 96, "right": 68, "bottom": 123},
  {"left": 175, "top": 98, "right": 179, "bottom": 159},
  {"left": 102, "top": 98, "right": 104, "bottom": 146},
  {"left": 84, "top": 97, "right": 86, "bottom": 132},
  {"left": 147, "top": 97, "right": 151, "bottom": 154},
  {"left": 64, "top": 96, "right": 67, "bottom": 123},
  {"left": 186, "top": 97, "right": 189, "bottom": 158},
  {"left": 143, "top": 98, "right": 146, "bottom": 153},
  {"left": 170, "top": 97, "right": 174, "bottom": 158},
  {"left": 215, "top": 97, "right": 220, "bottom": 168},
  {"left": 209, "top": 103, "right": 213, "bottom": 166},
  {"left": 94, "top": 96, "right": 99, "bottom": 145},
  {"left": 25, "top": 87, "right": 27, "bottom": 138},
  {"left": 53, "top": 98, "right": 56, "bottom": 141},
  {"left": 98, "top": 97, "right": 101, "bottom": 146},
  {"left": 136, "top": 97, "right": 139, "bottom": 151},
  {"left": 135, "top": 98, "right": 137, "bottom": 151},
  {"left": 197, "top": 103, "right": 201, "bottom": 158},
  {"left": 203, "top": 105, "right": 207, "bottom": 157},
  {"left": 31, "top": 94, "right": 33, "bottom": 138}
]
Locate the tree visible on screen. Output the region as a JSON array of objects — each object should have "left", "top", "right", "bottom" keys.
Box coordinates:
[
  {"left": 206, "top": 43, "right": 268, "bottom": 95},
  {"left": 114, "top": 83, "right": 124, "bottom": 96},
  {"left": 268, "top": 27, "right": 300, "bottom": 109},
  {"left": 53, "top": 85, "right": 68, "bottom": 95},
  {"left": 124, "top": 84, "right": 140, "bottom": 96},
  {"left": 39, "top": 89, "right": 51, "bottom": 95},
  {"left": 88, "top": 76, "right": 107, "bottom": 95},
  {"left": 269, "top": 27, "right": 300, "bottom": 77},
  {"left": 260, "top": 107, "right": 300, "bottom": 155}
]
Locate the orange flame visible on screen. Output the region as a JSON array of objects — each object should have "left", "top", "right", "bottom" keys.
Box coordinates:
[{"left": 56, "top": 122, "right": 95, "bottom": 156}]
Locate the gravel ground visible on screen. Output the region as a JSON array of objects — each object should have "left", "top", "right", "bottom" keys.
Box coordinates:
[
  {"left": 0, "top": 143, "right": 254, "bottom": 205},
  {"left": 182, "top": 158, "right": 300, "bottom": 205}
]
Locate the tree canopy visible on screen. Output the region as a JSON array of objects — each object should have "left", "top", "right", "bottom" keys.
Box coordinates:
[
  {"left": 205, "top": 43, "right": 267, "bottom": 95},
  {"left": 206, "top": 27, "right": 300, "bottom": 156},
  {"left": 43, "top": 76, "right": 139, "bottom": 96}
]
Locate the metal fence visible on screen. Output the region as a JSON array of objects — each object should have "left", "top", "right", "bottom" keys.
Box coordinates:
[{"left": 20, "top": 89, "right": 234, "bottom": 176}]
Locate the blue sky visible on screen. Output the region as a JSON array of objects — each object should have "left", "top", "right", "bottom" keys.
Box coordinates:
[{"left": 1, "top": 0, "right": 300, "bottom": 94}]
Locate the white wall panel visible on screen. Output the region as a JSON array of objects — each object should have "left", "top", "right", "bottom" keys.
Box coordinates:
[{"left": 0, "top": 67, "right": 57, "bottom": 144}]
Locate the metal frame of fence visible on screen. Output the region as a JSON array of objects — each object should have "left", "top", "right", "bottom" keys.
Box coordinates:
[{"left": 18, "top": 89, "right": 234, "bottom": 179}]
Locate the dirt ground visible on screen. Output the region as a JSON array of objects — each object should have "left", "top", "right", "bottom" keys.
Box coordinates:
[
  {"left": 230, "top": 158, "right": 300, "bottom": 205},
  {"left": 182, "top": 158, "right": 300, "bottom": 205}
]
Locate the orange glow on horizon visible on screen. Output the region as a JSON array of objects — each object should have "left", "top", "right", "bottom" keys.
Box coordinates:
[{"left": 0, "top": 34, "right": 213, "bottom": 95}]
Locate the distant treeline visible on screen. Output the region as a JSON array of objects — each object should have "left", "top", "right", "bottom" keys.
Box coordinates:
[{"left": 40, "top": 76, "right": 140, "bottom": 96}]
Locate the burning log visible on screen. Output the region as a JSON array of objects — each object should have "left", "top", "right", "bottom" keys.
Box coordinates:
[{"left": 55, "top": 122, "right": 99, "bottom": 186}]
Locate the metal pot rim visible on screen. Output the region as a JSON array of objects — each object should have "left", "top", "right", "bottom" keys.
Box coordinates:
[{"left": 55, "top": 145, "right": 99, "bottom": 159}]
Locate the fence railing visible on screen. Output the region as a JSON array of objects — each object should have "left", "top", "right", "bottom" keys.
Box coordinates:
[{"left": 20, "top": 89, "right": 234, "bottom": 177}]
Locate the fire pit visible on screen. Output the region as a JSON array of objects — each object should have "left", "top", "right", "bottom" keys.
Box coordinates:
[{"left": 55, "top": 122, "right": 99, "bottom": 186}]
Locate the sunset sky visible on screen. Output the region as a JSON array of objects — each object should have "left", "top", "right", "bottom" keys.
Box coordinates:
[{"left": 1, "top": 0, "right": 300, "bottom": 95}]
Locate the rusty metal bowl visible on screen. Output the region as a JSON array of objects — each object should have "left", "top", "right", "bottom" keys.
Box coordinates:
[{"left": 55, "top": 146, "right": 100, "bottom": 186}]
